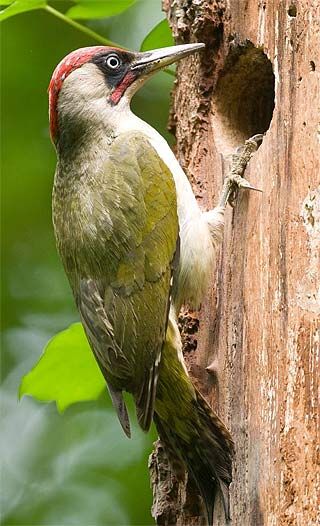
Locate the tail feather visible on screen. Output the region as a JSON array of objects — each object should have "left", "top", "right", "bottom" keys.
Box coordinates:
[
  {"left": 154, "top": 391, "right": 233, "bottom": 525},
  {"left": 154, "top": 322, "right": 234, "bottom": 525},
  {"left": 190, "top": 390, "right": 233, "bottom": 522}
]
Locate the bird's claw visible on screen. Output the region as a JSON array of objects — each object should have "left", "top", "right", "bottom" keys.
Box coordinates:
[
  {"left": 219, "top": 133, "right": 264, "bottom": 207},
  {"left": 234, "top": 175, "right": 263, "bottom": 192},
  {"left": 247, "top": 133, "right": 264, "bottom": 146},
  {"left": 227, "top": 175, "right": 262, "bottom": 207}
]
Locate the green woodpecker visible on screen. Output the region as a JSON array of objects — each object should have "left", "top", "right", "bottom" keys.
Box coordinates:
[{"left": 49, "top": 43, "right": 258, "bottom": 524}]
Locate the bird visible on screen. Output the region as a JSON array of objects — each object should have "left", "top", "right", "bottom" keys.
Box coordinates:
[{"left": 49, "top": 43, "right": 261, "bottom": 524}]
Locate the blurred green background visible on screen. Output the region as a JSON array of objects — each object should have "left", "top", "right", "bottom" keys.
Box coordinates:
[{"left": 1, "top": 1, "right": 174, "bottom": 524}]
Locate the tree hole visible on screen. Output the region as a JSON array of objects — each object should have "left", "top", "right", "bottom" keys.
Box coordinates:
[
  {"left": 310, "top": 60, "right": 316, "bottom": 71},
  {"left": 211, "top": 42, "right": 275, "bottom": 153},
  {"left": 288, "top": 5, "right": 297, "bottom": 17}
]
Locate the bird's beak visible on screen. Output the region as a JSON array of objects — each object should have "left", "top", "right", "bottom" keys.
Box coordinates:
[{"left": 131, "top": 43, "right": 205, "bottom": 75}]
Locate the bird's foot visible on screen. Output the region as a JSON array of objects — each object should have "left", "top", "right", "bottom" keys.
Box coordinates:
[{"left": 220, "top": 134, "right": 264, "bottom": 208}]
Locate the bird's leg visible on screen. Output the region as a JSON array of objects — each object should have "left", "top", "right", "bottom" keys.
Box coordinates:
[{"left": 219, "top": 133, "right": 264, "bottom": 208}]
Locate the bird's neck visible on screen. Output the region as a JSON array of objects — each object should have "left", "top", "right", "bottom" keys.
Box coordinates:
[{"left": 56, "top": 94, "right": 135, "bottom": 159}]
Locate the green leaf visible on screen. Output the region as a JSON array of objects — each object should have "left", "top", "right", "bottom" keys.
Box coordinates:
[
  {"left": 140, "top": 18, "right": 174, "bottom": 52},
  {"left": 19, "top": 322, "right": 106, "bottom": 412},
  {"left": 66, "top": 0, "right": 137, "bottom": 20},
  {"left": 0, "top": 0, "right": 46, "bottom": 21}
]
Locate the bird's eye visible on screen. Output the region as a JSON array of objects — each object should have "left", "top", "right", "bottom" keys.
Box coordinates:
[{"left": 106, "top": 54, "right": 121, "bottom": 70}]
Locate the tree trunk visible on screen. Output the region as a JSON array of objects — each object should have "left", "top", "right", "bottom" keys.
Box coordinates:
[{"left": 150, "top": 1, "right": 320, "bottom": 525}]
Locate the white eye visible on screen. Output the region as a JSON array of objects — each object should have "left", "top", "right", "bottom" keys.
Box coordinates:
[{"left": 106, "top": 54, "right": 121, "bottom": 70}]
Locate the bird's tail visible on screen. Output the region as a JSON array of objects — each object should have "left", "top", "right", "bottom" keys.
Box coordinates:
[{"left": 154, "top": 318, "right": 234, "bottom": 525}]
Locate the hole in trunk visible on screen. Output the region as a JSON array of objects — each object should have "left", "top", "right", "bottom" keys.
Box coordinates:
[
  {"left": 211, "top": 42, "right": 275, "bottom": 153},
  {"left": 288, "top": 5, "right": 297, "bottom": 17}
]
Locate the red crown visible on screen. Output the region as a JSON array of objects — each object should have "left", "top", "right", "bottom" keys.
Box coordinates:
[{"left": 48, "top": 46, "right": 108, "bottom": 142}]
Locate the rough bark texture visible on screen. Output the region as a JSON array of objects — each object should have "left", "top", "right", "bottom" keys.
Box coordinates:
[{"left": 150, "top": 1, "right": 320, "bottom": 525}]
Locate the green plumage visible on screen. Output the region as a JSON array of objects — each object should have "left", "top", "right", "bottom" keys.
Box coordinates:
[
  {"left": 155, "top": 320, "right": 234, "bottom": 521},
  {"left": 53, "top": 131, "right": 179, "bottom": 434},
  {"left": 53, "top": 129, "right": 233, "bottom": 524}
]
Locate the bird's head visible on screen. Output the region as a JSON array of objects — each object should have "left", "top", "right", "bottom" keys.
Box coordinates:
[{"left": 48, "top": 43, "right": 205, "bottom": 147}]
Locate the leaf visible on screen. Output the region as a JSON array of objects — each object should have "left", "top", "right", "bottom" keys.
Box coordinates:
[
  {"left": 140, "top": 18, "right": 174, "bottom": 52},
  {"left": 0, "top": 0, "right": 46, "bottom": 21},
  {"left": 19, "top": 322, "right": 106, "bottom": 412},
  {"left": 66, "top": 0, "right": 137, "bottom": 20}
]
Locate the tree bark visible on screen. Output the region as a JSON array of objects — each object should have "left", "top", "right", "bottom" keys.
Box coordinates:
[{"left": 150, "top": 1, "right": 320, "bottom": 525}]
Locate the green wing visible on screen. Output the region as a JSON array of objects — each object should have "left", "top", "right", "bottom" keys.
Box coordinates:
[{"left": 76, "top": 132, "right": 179, "bottom": 434}]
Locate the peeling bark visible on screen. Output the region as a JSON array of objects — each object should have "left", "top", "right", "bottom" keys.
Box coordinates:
[{"left": 150, "top": 1, "right": 320, "bottom": 525}]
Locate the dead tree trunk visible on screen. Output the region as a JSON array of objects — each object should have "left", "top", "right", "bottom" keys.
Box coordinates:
[{"left": 150, "top": 1, "right": 320, "bottom": 525}]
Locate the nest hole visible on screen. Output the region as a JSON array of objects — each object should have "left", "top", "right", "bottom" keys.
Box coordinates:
[{"left": 212, "top": 42, "right": 275, "bottom": 153}]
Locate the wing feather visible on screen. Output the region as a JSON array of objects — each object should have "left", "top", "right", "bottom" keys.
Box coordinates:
[{"left": 74, "top": 132, "right": 179, "bottom": 433}]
